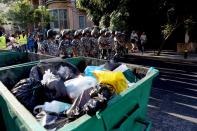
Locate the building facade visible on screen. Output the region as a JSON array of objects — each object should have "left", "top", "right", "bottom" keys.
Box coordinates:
[{"left": 32, "top": 0, "right": 93, "bottom": 31}]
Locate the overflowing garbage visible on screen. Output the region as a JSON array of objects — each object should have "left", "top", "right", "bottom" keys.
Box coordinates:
[{"left": 10, "top": 58, "right": 147, "bottom": 130}]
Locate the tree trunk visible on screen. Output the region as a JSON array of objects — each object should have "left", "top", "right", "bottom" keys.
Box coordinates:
[{"left": 157, "top": 23, "right": 182, "bottom": 56}]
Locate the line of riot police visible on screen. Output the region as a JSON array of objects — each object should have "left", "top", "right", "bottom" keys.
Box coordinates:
[{"left": 39, "top": 27, "right": 128, "bottom": 60}]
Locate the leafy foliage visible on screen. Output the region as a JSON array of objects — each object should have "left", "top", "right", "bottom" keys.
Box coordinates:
[
  {"left": 6, "top": 0, "right": 50, "bottom": 31},
  {"left": 77, "top": 0, "right": 197, "bottom": 49},
  {"left": 99, "top": 15, "right": 110, "bottom": 28},
  {"left": 0, "top": 13, "right": 7, "bottom": 25},
  {"left": 33, "top": 6, "right": 50, "bottom": 28},
  {"left": 8, "top": 0, "right": 34, "bottom": 31}
]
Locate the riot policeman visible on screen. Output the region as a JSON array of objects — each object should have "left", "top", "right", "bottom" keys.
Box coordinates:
[
  {"left": 81, "top": 27, "right": 92, "bottom": 57},
  {"left": 59, "top": 29, "right": 73, "bottom": 58},
  {"left": 72, "top": 29, "right": 82, "bottom": 57},
  {"left": 41, "top": 29, "right": 60, "bottom": 56},
  {"left": 114, "top": 31, "right": 126, "bottom": 58},
  {"left": 90, "top": 28, "right": 100, "bottom": 58},
  {"left": 98, "top": 28, "right": 108, "bottom": 59}
]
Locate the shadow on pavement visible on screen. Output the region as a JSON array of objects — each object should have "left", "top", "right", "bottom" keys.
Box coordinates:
[{"left": 118, "top": 56, "right": 197, "bottom": 131}]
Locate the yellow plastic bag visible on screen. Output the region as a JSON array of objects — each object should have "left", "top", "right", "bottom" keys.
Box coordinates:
[{"left": 93, "top": 71, "right": 128, "bottom": 94}]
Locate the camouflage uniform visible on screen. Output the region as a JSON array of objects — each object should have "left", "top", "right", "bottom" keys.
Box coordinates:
[
  {"left": 89, "top": 37, "right": 98, "bottom": 58},
  {"left": 114, "top": 33, "right": 126, "bottom": 58},
  {"left": 58, "top": 30, "right": 73, "bottom": 57},
  {"left": 41, "top": 39, "right": 60, "bottom": 57},
  {"left": 81, "top": 28, "right": 92, "bottom": 57},
  {"left": 71, "top": 30, "right": 82, "bottom": 57},
  {"left": 98, "top": 28, "right": 108, "bottom": 59},
  {"left": 90, "top": 28, "right": 100, "bottom": 58},
  {"left": 59, "top": 39, "right": 73, "bottom": 58},
  {"left": 109, "top": 34, "right": 115, "bottom": 57},
  {"left": 104, "top": 31, "right": 114, "bottom": 59},
  {"left": 81, "top": 37, "right": 89, "bottom": 56},
  {"left": 71, "top": 39, "right": 81, "bottom": 56}
]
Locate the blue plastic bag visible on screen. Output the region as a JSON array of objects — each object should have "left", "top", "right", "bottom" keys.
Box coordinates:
[{"left": 84, "top": 66, "right": 107, "bottom": 78}]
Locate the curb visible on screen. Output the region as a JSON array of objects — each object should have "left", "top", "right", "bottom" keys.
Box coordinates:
[{"left": 125, "top": 54, "right": 197, "bottom": 64}]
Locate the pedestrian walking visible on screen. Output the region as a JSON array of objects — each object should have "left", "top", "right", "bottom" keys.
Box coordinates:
[
  {"left": 130, "top": 30, "right": 138, "bottom": 52},
  {"left": 27, "top": 33, "right": 35, "bottom": 52},
  {"left": 140, "top": 32, "right": 147, "bottom": 54}
]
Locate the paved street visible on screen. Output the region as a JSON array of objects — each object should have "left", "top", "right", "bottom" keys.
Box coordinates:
[{"left": 119, "top": 55, "right": 197, "bottom": 131}]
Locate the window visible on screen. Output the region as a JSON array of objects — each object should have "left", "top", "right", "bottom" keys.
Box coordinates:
[
  {"left": 49, "top": 9, "right": 67, "bottom": 29},
  {"left": 79, "top": 16, "right": 86, "bottom": 29}
]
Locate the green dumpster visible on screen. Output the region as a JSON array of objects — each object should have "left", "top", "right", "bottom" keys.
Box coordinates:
[
  {"left": 0, "top": 52, "right": 54, "bottom": 68},
  {"left": 0, "top": 57, "right": 159, "bottom": 131},
  {"left": 0, "top": 50, "right": 10, "bottom": 53}
]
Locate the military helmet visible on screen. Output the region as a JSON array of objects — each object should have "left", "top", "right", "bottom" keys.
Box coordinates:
[
  {"left": 91, "top": 28, "right": 99, "bottom": 36},
  {"left": 47, "top": 29, "right": 57, "bottom": 38},
  {"left": 110, "top": 30, "right": 115, "bottom": 35},
  {"left": 115, "top": 31, "right": 122, "bottom": 38},
  {"left": 100, "top": 28, "right": 108, "bottom": 35},
  {"left": 61, "top": 29, "right": 70, "bottom": 37},
  {"left": 82, "top": 27, "right": 91, "bottom": 35},
  {"left": 105, "top": 31, "right": 111, "bottom": 37},
  {"left": 74, "top": 29, "right": 82, "bottom": 37}
]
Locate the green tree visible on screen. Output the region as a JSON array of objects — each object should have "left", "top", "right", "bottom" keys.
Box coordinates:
[
  {"left": 0, "top": 13, "right": 7, "bottom": 25},
  {"left": 33, "top": 6, "right": 50, "bottom": 29},
  {"left": 77, "top": 0, "right": 197, "bottom": 52},
  {"left": 0, "top": 0, "right": 13, "bottom": 3},
  {"left": 7, "top": 0, "right": 50, "bottom": 32},
  {"left": 8, "top": 0, "right": 34, "bottom": 31},
  {"left": 77, "top": 0, "right": 120, "bottom": 26},
  {"left": 99, "top": 15, "right": 110, "bottom": 28},
  {"left": 77, "top": 0, "right": 103, "bottom": 26}
]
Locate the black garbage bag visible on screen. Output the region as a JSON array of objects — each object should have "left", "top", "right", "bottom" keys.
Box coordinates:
[
  {"left": 36, "top": 111, "right": 67, "bottom": 131},
  {"left": 33, "top": 84, "right": 114, "bottom": 130},
  {"left": 29, "top": 58, "right": 80, "bottom": 81},
  {"left": 103, "top": 60, "right": 121, "bottom": 71},
  {"left": 82, "top": 95, "right": 107, "bottom": 116},
  {"left": 66, "top": 84, "right": 115, "bottom": 121},
  {"left": 66, "top": 87, "right": 93, "bottom": 117},
  {"left": 75, "top": 59, "right": 87, "bottom": 73},
  {"left": 42, "top": 77, "right": 68, "bottom": 102},
  {"left": 83, "top": 84, "right": 114, "bottom": 116},
  {"left": 133, "top": 68, "right": 146, "bottom": 80},
  {"left": 11, "top": 78, "right": 46, "bottom": 112},
  {"left": 29, "top": 66, "right": 42, "bottom": 82}
]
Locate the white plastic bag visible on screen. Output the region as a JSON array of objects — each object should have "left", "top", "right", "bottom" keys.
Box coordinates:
[
  {"left": 41, "top": 69, "right": 58, "bottom": 86},
  {"left": 113, "top": 64, "right": 129, "bottom": 72},
  {"left": 33, "top": 100, "right": 71, "bottom": 114},
  {"left": 64, "top": 76, "right": 98, "bottom": 101}
]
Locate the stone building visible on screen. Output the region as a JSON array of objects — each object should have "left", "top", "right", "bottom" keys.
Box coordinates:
[{"left": 31, "top": 0, "right": 93, "bottom": 31}]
